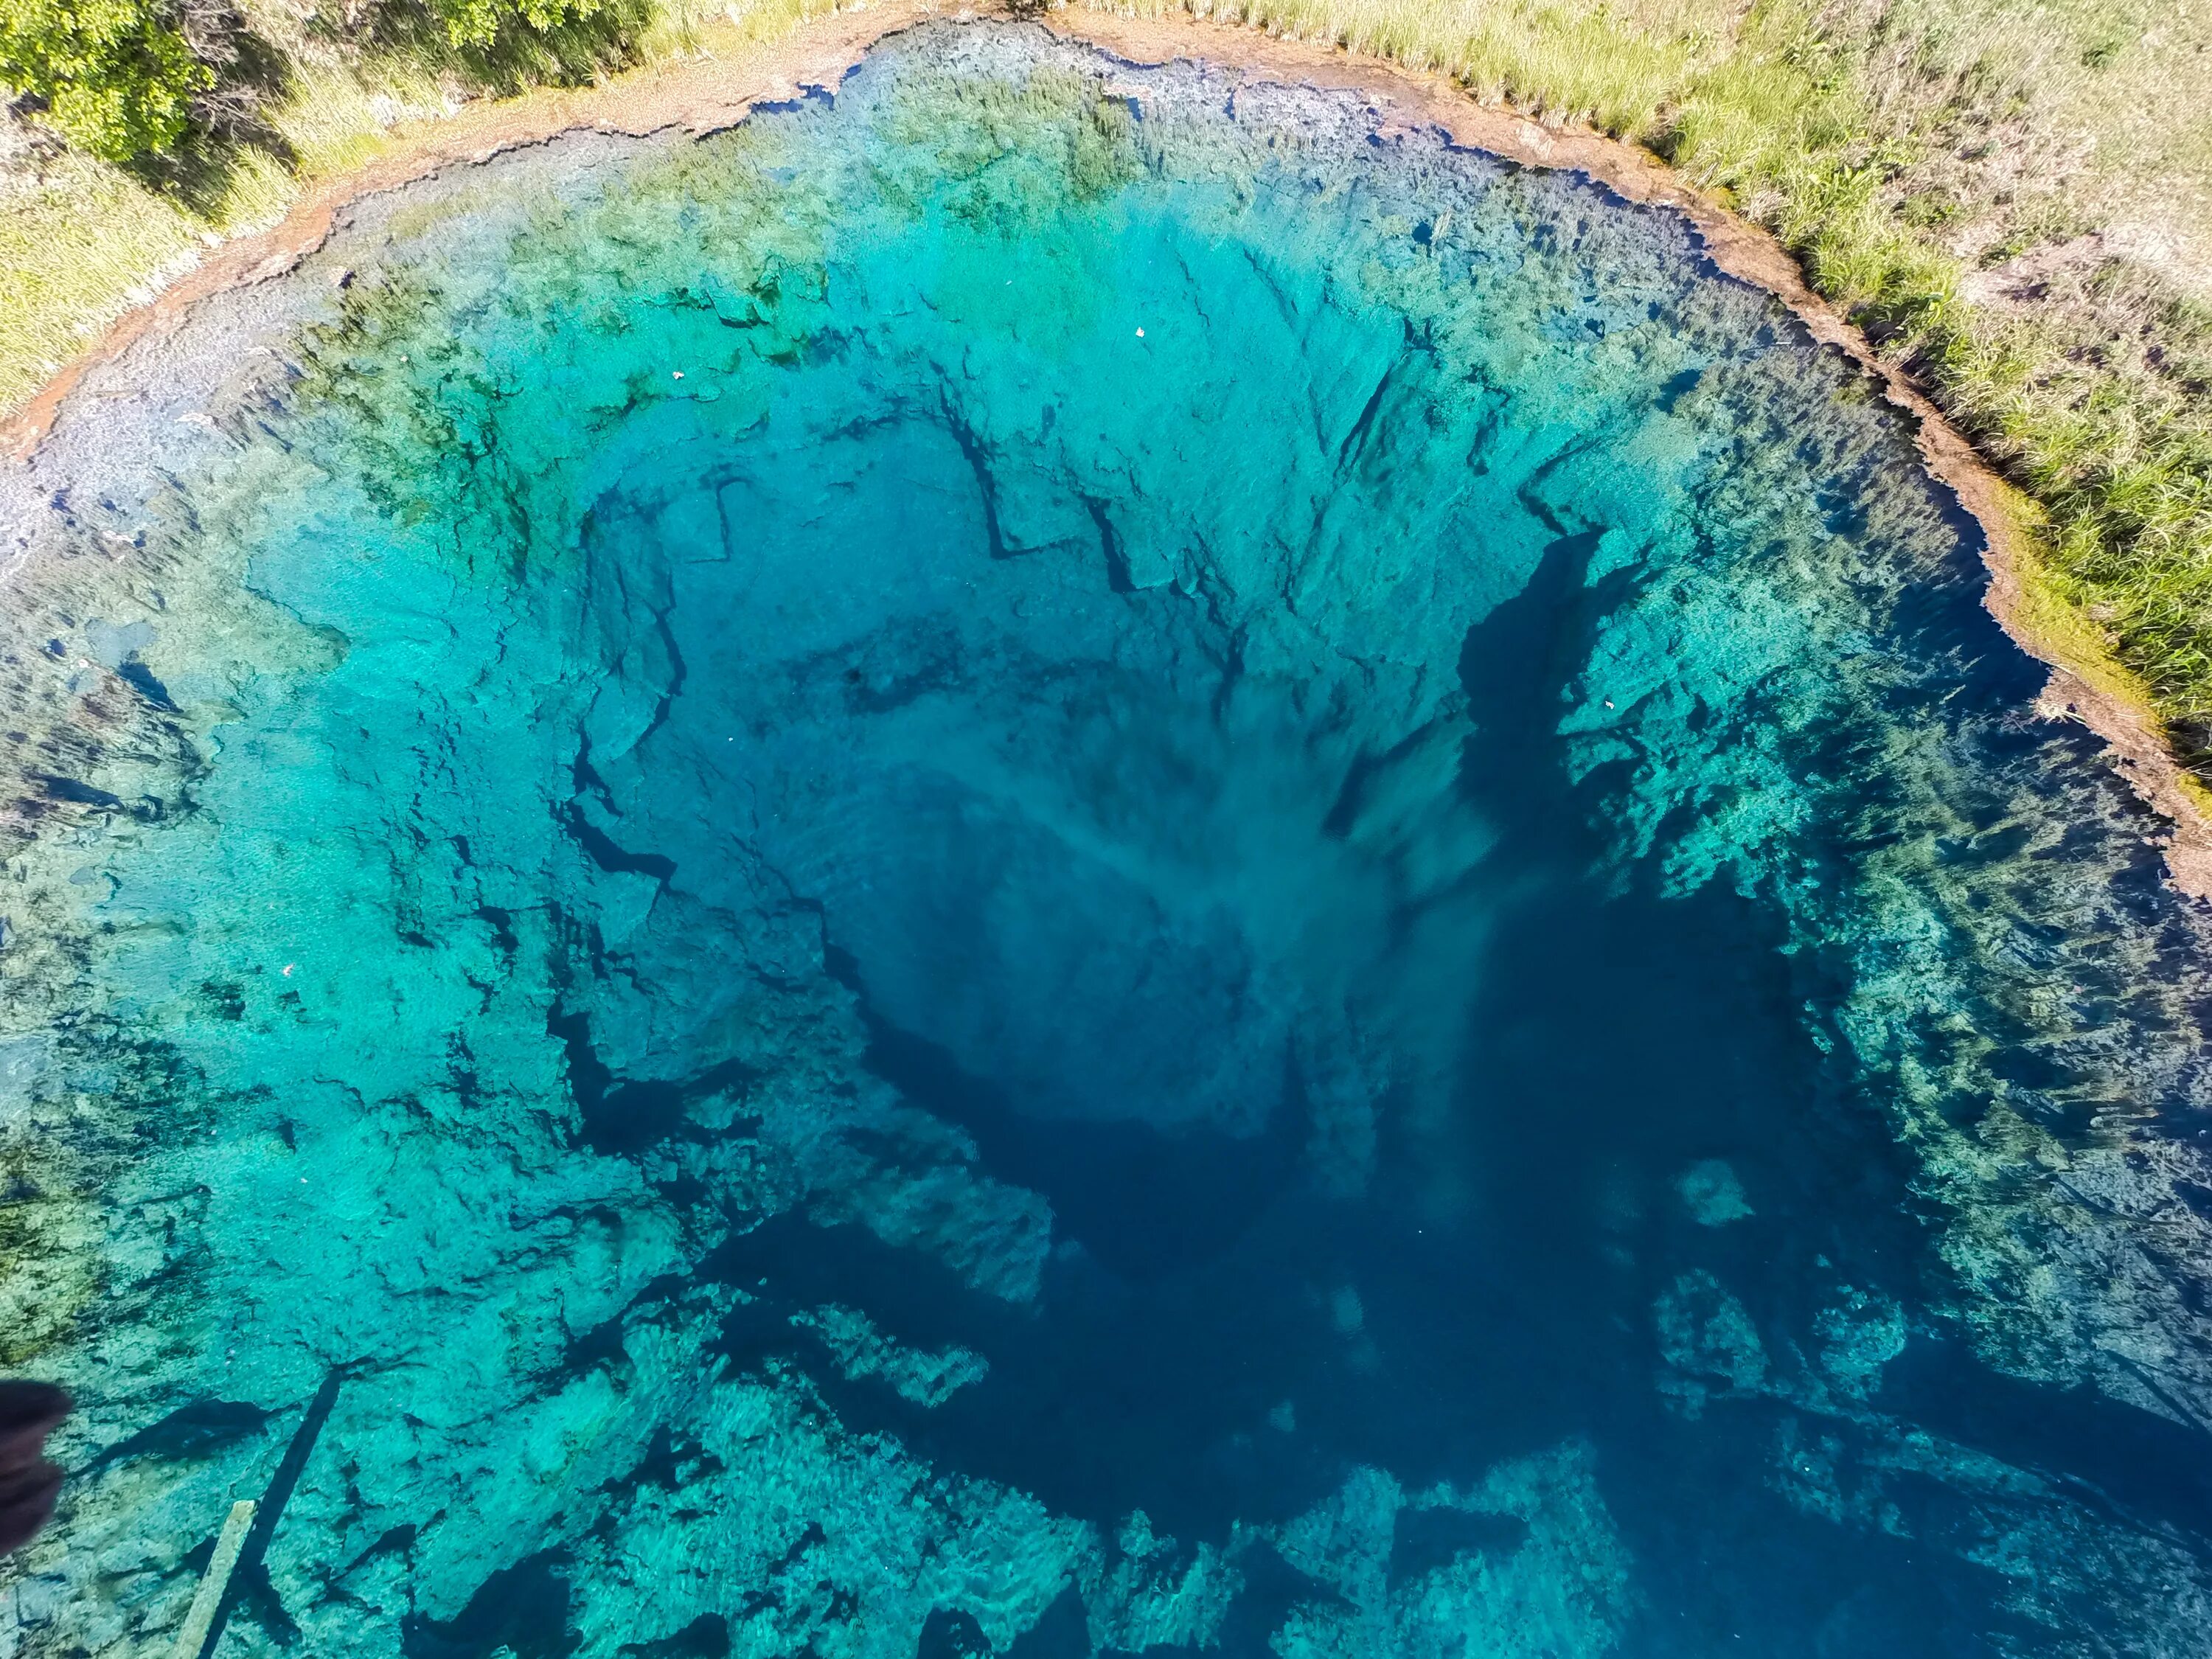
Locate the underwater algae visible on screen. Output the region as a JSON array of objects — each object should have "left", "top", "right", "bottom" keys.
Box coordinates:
[{"left": 3, "top": 18, "right": 2212, "bottom": 1656}]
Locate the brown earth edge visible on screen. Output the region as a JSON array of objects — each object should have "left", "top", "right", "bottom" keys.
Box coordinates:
[{"left": 10, "top": 0, "right": 2208, "bottom": 893}]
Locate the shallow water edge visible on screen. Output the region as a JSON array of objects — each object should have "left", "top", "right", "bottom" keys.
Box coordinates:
[{"left": 5, "top": 1, "right": 2206, "bottom": 896}]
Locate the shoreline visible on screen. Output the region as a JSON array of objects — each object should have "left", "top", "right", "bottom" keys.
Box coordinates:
[{"left": 7, "top": 0, "right": 2205, "bottom": 891}]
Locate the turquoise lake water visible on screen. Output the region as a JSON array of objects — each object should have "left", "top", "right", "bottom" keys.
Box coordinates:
[{"left": 3, "top": 21, "right": 2212, "bottom": 1658}]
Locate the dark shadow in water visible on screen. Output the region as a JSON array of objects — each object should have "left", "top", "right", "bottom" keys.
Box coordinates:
[
  {"left": 546, "top": 1007, "right": 755, "bottom": 1157},
  {"left": 828, "top": 942, "right": 1307, "bottom": 1284},
  {"left": 579, "top": 528, "right": 2212, "bottom": 1656},
  {"left": 919, "top": 1607, "right": 994, "bottom": 1658},
  {"left": 619, "top": 1614, "right": 731, "bottom": 1658},
  {"left": 1001, "top": 1588, "right": 1088, "bottom": 1657},
  {"left": 401, "top": 1549, "right": 577, "bottom": 1659},
  {"left": 195, "top": 1368, "right": 349, "bottom": 1658},
  {"left": 86, "top": 1399, "right": 269, "bottom": 1472},
  {"left": 1881, "top": 1335, "right": 2212, "bottom": 1526}
]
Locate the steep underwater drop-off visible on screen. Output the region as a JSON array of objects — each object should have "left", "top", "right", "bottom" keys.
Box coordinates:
[{"left": 3, "top": 20, "right": 2212, "bottom": 1658}]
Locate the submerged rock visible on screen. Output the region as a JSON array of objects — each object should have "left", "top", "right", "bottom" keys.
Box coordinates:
[
  {"left": 1675, "top": 1159, "right": 1754, "bottom": 1228},
  {"left": 0, "top": 19, "right": 2209, "bottom": 1659}
]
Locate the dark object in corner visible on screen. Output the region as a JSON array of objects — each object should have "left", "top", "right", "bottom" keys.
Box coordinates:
[{"left": 0, "top": 1380, "right": 71, "bottom": 1554}]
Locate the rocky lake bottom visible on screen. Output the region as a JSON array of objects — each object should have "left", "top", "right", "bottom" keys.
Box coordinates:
[{"left": 1, "top": 21, "right": 2211, "bottom": 1658}]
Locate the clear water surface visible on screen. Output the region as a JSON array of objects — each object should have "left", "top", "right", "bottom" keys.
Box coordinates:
[{"left": 2, "top": 22, "right": 2211, "bottom": 1659}]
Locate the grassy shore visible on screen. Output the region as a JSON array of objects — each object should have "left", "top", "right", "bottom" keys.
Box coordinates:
[{"left": 5, "top": 0, "right": 2211, "bottom": 760}]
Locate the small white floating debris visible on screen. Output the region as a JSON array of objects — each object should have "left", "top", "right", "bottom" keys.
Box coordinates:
[
  {"left": 672, "top": 371, "right": 684, "bottom": 380},
  {"left": 171, "top": 1500, "right": 256, "bottom": 1659},
  {"left": 1135, "top": 327, "right": 1145, "bottom": 338},
  {"left": 280, "top": 963, "right": 296, "bottom": 978}
]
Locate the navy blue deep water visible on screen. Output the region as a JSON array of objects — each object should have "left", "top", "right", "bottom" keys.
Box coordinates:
[{"left": 3, "top": 21, "right": 2212, "bottom": 1658}]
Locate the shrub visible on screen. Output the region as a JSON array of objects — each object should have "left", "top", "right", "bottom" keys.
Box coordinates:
[
  {"left": 420, "top": 0, "right": 609, "bottom": 52},
  {"left": 0, "top": 0, "right": 212, "bottom": 162}
]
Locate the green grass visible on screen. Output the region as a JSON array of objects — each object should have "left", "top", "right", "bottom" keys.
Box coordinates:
[
  {"left": 1119, "top": 0, "right": 2212, "bottom": 750},
  {"left": 0, "top": 43, "right": 459, "bottom": 409},
  {"left": 6, "top": 0, "right": 2212, "bottom": 760}
]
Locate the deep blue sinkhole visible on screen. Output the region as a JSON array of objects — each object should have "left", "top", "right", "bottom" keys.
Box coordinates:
[{"left": 7, "top": 21, "right": 2212, "bottom": 1659}]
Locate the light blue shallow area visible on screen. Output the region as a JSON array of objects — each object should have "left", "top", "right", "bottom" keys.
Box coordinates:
[{"left": 4, "top": 21, "right": 2212, "bottom": 1659}]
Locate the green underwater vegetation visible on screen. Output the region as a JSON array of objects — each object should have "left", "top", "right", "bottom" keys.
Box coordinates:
[{"left": 1, "top": 21, "right": 2211, "bottom": 1657}]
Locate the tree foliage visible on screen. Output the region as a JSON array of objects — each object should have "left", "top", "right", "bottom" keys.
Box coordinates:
[
  {"left": 0, "top": 0, "right": 211, "bottom": 161},
  {"left": 420, "top": 0, "right": 609, "bottom": 52}
]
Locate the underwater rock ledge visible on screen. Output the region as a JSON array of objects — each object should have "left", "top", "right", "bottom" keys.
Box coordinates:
[
  {"left": 7, "top": 4, "right": 2202, "bottom": 899},
  {"left": 2, "top": 16, "right": 2212, "bottom": 1659}
]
